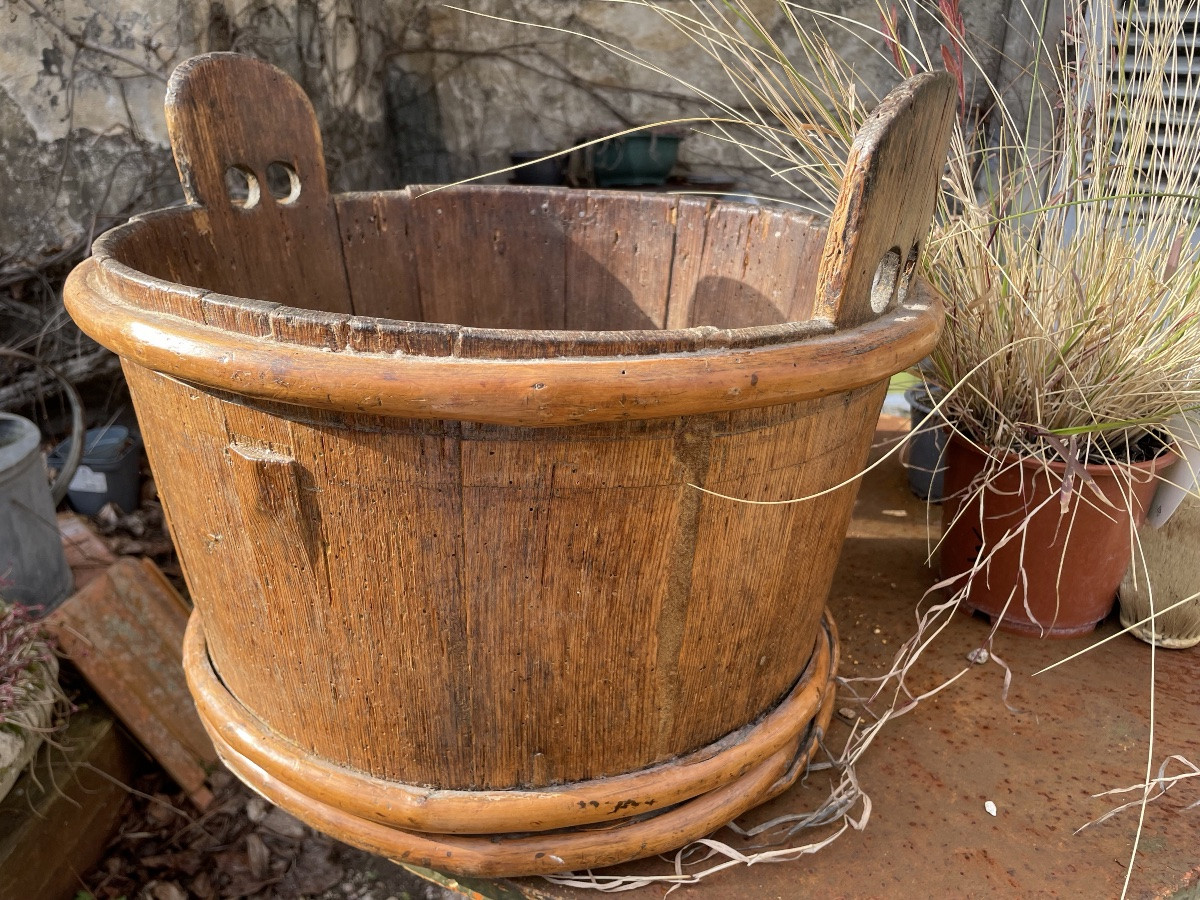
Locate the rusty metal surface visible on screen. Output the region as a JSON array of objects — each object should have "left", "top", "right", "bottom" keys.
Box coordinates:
[{"left": 480, "top": 418, "right": 1200, "bottom": 899}]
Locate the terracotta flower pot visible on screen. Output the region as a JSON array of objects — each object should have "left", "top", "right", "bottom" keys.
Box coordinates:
[{"left": 940, "top": 432, "right": 1172, "bottom": 637}]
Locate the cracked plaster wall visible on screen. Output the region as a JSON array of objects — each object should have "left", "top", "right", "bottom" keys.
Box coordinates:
[{"left": 0, "top": 0, "right": 1015, "bottom": 267}]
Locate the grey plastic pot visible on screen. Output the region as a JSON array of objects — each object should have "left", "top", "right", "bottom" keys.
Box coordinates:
[
  {"left": 904, "top": 384, "right": 947, "bottom": 502},
  {"left": 0, "top": 414, "right": 73, "bottom": 613},
  {"left": 48, "top": 425, "right": 142, "bottom": 515}
]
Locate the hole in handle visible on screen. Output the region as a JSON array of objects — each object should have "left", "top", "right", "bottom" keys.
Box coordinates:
[
  {"left": 224, "top": 166, "right": 261, "bottom": 210},
  {"left": 870, "top": 247, "right": 902, "bottom": 315},
  {"left": 266, "top": 161, "right": 302, "bottom": 204},
  {"left": 895, "top": 242, "right": 921, "bottom": 307}
]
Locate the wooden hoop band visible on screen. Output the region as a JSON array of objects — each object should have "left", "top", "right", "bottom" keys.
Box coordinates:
[
  {"left": 66, "top": 258, "right": 940, "bottom": 426},
  {"left": 184, "top": 610, "right": 838, "bottom": 835},
  {"left": 210, "top": 677, "right": 837, "bottom": 877}
]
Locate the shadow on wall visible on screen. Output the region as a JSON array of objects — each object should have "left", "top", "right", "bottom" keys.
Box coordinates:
[{"left": 386, "top": 63, "right": 453, "bottom": 186}]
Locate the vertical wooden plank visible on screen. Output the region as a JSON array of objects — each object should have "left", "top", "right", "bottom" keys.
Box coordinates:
[
  {"left": 664, "top": 197, "right": 713, "bottom": 329},
  {"left": 283, "top": 417, "right": 477, "bottom": 785},
  {"left": 408, "top": 186, "right": 571, "bottom": 331},
  {"left": 222, "top": 439, "right": 351, "bottom": 766},
  {"left": 816, "top": 72, "right": 957, "bottom": 327},
  {"left": 457, "top": 429, "right": 549, "bottom": 789},
  {"left": 165, "top": 54, "right": 354, "bottom": 314},
  {"left": 683, "top": 204, "right": 801, "bottom": 329},
  {"left": 457, "top": 421, "right": 684, "bottom": 787},
  {"left": 667, "top": 384, "right": 887, "bottom": 752},
  {"left": 564, "top": 192, "right": 677, "bottom": 331},
  {"left": 336, "top": 193, "right": 422, "bottom": 321},
  {"left": 778, "top": 214, "right": 826, "bottom": 322},
  {"left": 123, "top": 363, "right": 338, "bottom": 767}
]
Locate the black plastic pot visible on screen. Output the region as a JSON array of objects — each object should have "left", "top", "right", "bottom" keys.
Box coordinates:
[
  {"left": 509, "top": 150, "right": 564, "bottom": 186},
  {"left": 905, "top": 384, "right": 946, "bottom": 501}
]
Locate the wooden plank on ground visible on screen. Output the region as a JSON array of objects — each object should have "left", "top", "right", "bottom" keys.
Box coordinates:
[
  {"left": 46, "top": 557, "right": 217, "bottom": 808},
  {"left": 0, "top": 707, "right": 143, "bottom": 900},
  {"left": 58, "top": 511, "right": 116, "bottom": 592}
]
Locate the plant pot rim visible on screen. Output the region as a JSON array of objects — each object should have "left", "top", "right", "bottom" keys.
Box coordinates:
[{"left": 945, "top": 429, "right": 1174, "bottom": 476}]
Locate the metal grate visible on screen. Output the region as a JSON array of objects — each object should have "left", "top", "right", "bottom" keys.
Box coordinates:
[{"left": 1098, "top": 1, "right": 1200, "bottom": 213}]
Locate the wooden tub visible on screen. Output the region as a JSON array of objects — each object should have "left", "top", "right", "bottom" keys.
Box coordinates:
[{"left": 65, "top": 54, "right": 955, "bottom": 875}]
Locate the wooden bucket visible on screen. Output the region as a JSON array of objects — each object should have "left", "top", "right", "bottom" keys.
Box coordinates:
[{"left": 64, "top": 54, "right": 955, "bottom": 876}]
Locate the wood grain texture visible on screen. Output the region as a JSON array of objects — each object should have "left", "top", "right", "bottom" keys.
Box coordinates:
[
  {"left": 130, "top": 358, "right": 857, "bottom": 791},
  {"left": 816, "top": 70, "right": 957, "bottom": 328},
  {"left": 65, "top": 57, "right": 951, "bottom": 869},
  {"left": 46, "top": 557, "right": 216, "bottom": 808},
  {"left": 189, "top": 613, "right": 837, "bottom": 877},
  {"left": 336, "top": 192, "right": 422, "bottom": 321},
  {"left": 564, "top": 192, "right": 677, "bottom": 331},
  {"left": 184, "top": 609, "right": 834, "bottom": 834},
  {"left": 67, "top": 255, "right": 940, "bottom": 425},
  {"left": 165, "top": 53, "right": 353, "bottom": 313},
  {"left": 684, "top": 204, "right": 819, "bottom": 328},
  {"left": 407, "top": 185, "right": 576, "bottom": 331}
]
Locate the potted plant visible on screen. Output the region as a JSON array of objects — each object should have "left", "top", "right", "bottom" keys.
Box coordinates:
[
  {"left": 572, "top": 125, "right": 687, "bottom": 187},
  {"left": 909, "top": 2, "right": 1195, "bottom": 636},
  {"left": 597, "top": 0, "right": 1198, "bottom": 637},
  {"left": 903, "top": 380, "right": 947, "bottom": 502}
]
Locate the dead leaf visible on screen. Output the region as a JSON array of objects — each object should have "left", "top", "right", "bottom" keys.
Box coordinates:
[
  {"left": 244, "top": 796, "right": 269, "bottom": 823},
  {"left": 145, "top": 794, "right": 178, "bottom": 827},
  {"left": 246, "top": 833, "right": 270, "bottom": 880},
  {"left": 216, "top": 844, "right": 280, "bottom": 899},
  {"left": 275, "top": 839, "right": 344, "bottom": 895},
  {"left": 141, "top": 850, "right": 202, "bottom": 875},
  {"left": 96, "top": 503, "right": 122, "bottom": 529},
  {"left": 147, "top": 881, "right": 188, "bottom": 900},
  {"left": 189, "top": 869, "right": 216, "bottom": 900},
  {"left": 260, "top": 807, "right": 306, "bottom": 840}
]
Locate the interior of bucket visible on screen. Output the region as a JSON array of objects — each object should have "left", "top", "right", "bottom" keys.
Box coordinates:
[{"left": 109, "top": 187, "right": 827, "bottom": 335}]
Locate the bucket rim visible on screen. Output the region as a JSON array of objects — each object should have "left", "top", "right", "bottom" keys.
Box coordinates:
[{"left": 67, "top": 189, "right": 943, "bottom": 426}]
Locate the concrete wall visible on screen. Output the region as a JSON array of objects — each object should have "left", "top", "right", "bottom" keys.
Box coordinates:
[{"left": 0, "top": 0, "right": 1020, "bottom": 267}]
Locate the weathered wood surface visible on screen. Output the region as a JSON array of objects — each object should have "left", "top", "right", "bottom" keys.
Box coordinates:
[
  {"left": 185, "top": 609, "right": 835, "bottom": 834},
  {"left": 69, "top": 246, "right": 935, "bottom": 424},
  {"left": 129, "top": 350, "right": 876, "bottom": 790},
  {"left": 189, "top": 614, "right": 837, "bottom": 877},
  {"left": 0, "top": 708, "right": 142, "bottom": 900},
  {"left": 164, "top": 53, "right": 353, "bottom": 313},
  {"left": 816, "top": 71, "right": 957, "bottom": 328},
  {"left": 63, "top": 53, "right": 955, "bottom": 874},
  {"left": 47, "top": 557, "right": 217, "bottom": 808}
]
